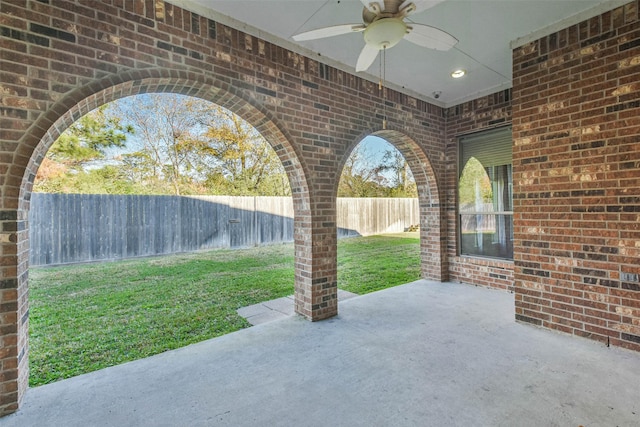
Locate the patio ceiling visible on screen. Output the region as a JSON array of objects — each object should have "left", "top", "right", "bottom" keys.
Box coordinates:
[{"left": 166, "top": 0, "right": 629, "bottom": 107}]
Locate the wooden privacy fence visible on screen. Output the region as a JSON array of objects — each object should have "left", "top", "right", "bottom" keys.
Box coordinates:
[{"left": 29, "top": 194, "right": 419, "bottom": 266}]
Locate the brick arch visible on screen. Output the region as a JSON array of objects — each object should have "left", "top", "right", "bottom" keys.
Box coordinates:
[
  {"left": 338, "top": 129, "right": 447, "bottom": 281},
  {"left": 9, "top": 69, "right": 315, "bottom": 412},
  {"left": 15, "top": 69, "right": 310, "bottom": 211}
]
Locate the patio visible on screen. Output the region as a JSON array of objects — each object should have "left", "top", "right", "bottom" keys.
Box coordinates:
[{"left": 2, "top": 280, "right": 638, "bottom": 426}]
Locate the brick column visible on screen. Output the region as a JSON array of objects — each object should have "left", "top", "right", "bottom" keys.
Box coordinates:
[
  {"left": 293, "top": 194, "right": 338, "bottom": 321},
  {"left": 421, "top": 201, "right": 448, "bottom": 281},
  {"left": 0, "top": 210, "right": 28, "bottom": 415}
]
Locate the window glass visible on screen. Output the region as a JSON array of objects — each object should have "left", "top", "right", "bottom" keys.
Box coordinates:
[{"left": 458, "top": 128, "right": 512, "bottom": 259}]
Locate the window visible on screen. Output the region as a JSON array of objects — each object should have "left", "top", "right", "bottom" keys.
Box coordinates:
[{"left": 458, "top": 127, "right": 513, "bottom": 259}]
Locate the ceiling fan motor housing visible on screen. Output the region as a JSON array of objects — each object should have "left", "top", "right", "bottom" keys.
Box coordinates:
[{"left": 364, "top": 18, "right": 408, "bottom": 49}]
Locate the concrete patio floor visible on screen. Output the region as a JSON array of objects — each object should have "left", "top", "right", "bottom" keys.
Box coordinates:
[
  {"left": 237, "top": 289, "right": 358, "bottom": 325},
  {"left": 2, "top": 280, "right": 639, "bottom": 426}
]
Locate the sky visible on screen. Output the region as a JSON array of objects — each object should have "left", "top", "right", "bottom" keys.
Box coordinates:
[
  {"left": 360, "top": 135, "right": 394, "bottom": 161},
  {"left": 98, "top": 95, "right": 402, "bottom": 179}
]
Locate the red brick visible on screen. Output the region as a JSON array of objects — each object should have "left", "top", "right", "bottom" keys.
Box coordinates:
[{"left": 513, "top": 0, "right": 640, "bottom": 354}]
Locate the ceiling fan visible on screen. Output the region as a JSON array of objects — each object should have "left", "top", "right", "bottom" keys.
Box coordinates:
[{"left": 292, "top": 0, "right": 458, "bottom": 72}]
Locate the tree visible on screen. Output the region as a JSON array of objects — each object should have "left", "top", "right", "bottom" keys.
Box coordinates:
[
  {"left": 376, "top": 149, "right": 417, "bottom": 198},
  {"left": 338, "top": 143, "right": 417, "bottom": 198},
  {"left": 197, "top": 105, "right": 290, "bottom": 196},
  {"left": 47, "top": 105, "right": 133, "bottom": 167},
  {"left": 115, "top": 94, "right": 290, "bottom": 196},
  {"left": 34, "top": 94, "right": 292, "bottom": 196},
  {"left": 34, "top": 104, "right": 134, "bottom": 192},
  {"left": 338, "top": 144, "right": 387, "bottom": 197},
  {"left": 113, "top": 95, "right": 206, "bottom": 195}
]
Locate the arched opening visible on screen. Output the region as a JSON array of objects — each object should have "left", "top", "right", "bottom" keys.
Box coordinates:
[
  {"left": 336, "top": 130, "right": 446, "bottom": 284},
  {"left": 336, "top": 135, "right": 421, "bottom": 294},
  {"left": 12, "top": 72, "right": 312, "bottom": 396},
  {"left": 27, "top": 92, "right": 303, "bottom": 385}
]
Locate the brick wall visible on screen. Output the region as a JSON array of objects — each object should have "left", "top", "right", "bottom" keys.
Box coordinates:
[
  {"left": 512, "top": 1, "right": 640, "bottom": 351},
  {"left": 445, "top": 90, "right": 515, "bottom": 291},
  {"left": 0, "top": 0, "right": 448, "bottom": 414}
]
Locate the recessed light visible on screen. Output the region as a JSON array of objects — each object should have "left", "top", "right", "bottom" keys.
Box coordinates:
[{"left": 451, "top": 69, "right": 466, "bottom": 79}]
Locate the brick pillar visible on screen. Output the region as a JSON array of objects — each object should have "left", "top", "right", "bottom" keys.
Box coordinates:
[
  {"left": 421, "top": 202, "right": 448, "bottom": 281},
  {"left": 0, "top": 210, "right": 28, "bottom": 415},
  {"left": 293, "top": 195, "right": 338, "bottom": 321}
]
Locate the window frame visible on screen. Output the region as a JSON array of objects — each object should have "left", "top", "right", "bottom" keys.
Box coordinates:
[{"left": 457, "top": 126, "right": 513, "bottom": 261}]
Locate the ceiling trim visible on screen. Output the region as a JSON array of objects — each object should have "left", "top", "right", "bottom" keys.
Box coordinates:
[{"left": 510, "top": 0, "right": 632, "bottom": 49}]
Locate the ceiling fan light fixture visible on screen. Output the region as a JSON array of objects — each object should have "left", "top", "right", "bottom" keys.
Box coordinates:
[
  {"left": 363, "top": 18, "right": 407, "bottom": 49},
  {"left": 451, "top": 69, "right": 466, "bottom": 79}
]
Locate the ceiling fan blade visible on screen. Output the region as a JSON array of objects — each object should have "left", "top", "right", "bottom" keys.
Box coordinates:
[
  {"left": 399, "top": 0, "right": 446, "bottom": 14},
  {"left": 356, "top": 43, "right": 380, "bottom": 72},
  {"left": 404, "top": 24, "right": 458, "bottom": 51},
  {"left": 292, "top": 24, "right": 365, "bottom": 42}
]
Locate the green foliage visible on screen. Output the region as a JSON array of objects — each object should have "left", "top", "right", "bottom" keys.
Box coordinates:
[
  {"left": 34, "top": 166, "right": 141, "bottom": 195},
  {"left": 29, "top": 233, "right": 420, "bottom": 386},
  {"left": 377, "top": 149, "right": 418, "bottom": 197},
  {"left": 109, "top": 94, "right": 292, "bottom": 196},
  {"left": 35, "top": 94, "right": 291, "bottom": 196},
  {"left": 338, "top": 143, "right": 417, "bottom": 198},
  {"left": 34, "top": 95, "right": 425, "bottom": 199},
  {"left": 47, "top": 105, "right": 133, "bottom": 167},
  {"left": 197, "top": 104, "right": 290, "bottom": 196},
  {"left": 35, "top": 95, "right": 422, "bottom": 199},
  {"left": 339, "top": 144, "right": 385, "bottom": 197},
  {"left": 34, "top": 104, "right": 135, "bottom": 193},
  {"left": 458, "top": 157, "right": 492, "bottom": 207}
]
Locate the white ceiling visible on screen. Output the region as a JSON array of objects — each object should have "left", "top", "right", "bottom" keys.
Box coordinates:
[{"left": 167, "top": 0, "right": 630, "bottom": 107}]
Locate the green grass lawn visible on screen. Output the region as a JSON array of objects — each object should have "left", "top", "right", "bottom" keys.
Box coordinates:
[
  {"left": 337, "top": 233, "right": 422, "bottom": 294},
  {"left": 29, "top": 232, "right": 420, "bottom": 387}
]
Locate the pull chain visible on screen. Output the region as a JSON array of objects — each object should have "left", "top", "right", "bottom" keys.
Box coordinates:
[{"left": 380, "top": 46, "right": 387, "bottom": 129}]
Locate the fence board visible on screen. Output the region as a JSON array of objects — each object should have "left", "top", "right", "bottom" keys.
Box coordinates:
[{"left": 28, "top": 194, "right": 418, "bottom": 266}]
